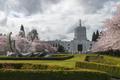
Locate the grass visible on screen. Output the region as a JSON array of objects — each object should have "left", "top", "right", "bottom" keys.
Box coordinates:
[
  {"left": 0, "top": 54, "right": 86, "bottom": 68},
  {"left": 92, "top": 55, "right": 120, "bottom": 66},
  {"left": 0, "top": 53, "right": 120, "bottom": 79},
  {"left": 0, "top": 54, "right": 120, "bottom": 68}
]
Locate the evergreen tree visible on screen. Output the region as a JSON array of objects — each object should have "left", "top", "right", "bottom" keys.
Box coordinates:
[
  {"left": 20, "top": 25, "right": 25, "bottom": 32},
  {"left": 92, "top": 32, "right": 96, "bottom": 41},
  {"left": 96, "top": 30, "right": 99, "bottom": 36},
  {"left": 92, "top": 30, "right": 100, "bottom": 42},
  {"left": 95, "top": 30, "right": 100, "bottom": 41},
  {"left": 19, "top": 24, "right": 25, "bottom": 37},
  {"left": 57, "top": 44, "right": 65, "bottom": 53}
]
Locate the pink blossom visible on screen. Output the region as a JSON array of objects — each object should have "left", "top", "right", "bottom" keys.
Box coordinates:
[
  {"left": 31, "top": 40, "right": 57, "bottom": 53},
  {"left": 31, "top": 40, "right": 44, "bottom": 52},
  {"left": 15, "top": 36, "right": 31, "bottom": 53},
  {"left": 0, "top": 35, "right": 7, "bottom": 51},
  {"left": 92, "top": 5, "right": 120, "bottom": 52}
]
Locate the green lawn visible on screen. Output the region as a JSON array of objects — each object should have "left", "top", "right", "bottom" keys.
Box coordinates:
[
  {"left": 92, "top": 55, "right": 120, "bottom": 66},
  {"left": 0, "top": 54, "right": 86, "bottom": 68},
  {"left": 0, "top": 54, "right": 119, "bottom": 68},
  {"left": 0, "top": 54, "right": 119, "bottom": 79}
]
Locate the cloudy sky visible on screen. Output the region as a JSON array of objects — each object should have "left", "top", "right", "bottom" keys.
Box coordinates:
[{"left": 0, "top": 0, "right": 119, "bottom": 41}]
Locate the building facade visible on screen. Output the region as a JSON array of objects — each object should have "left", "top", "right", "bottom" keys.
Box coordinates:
[{"left": 46, "top": 21, "right": 92, "bottom": 53}]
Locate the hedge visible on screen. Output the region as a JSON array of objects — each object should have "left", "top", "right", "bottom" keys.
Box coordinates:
[
  {"left": 84, "top": 55, "right": 104, "bottom": 62},
  {"left": 0, "top": 63, "right": 72, "bottom": 70},
  {"left": 0, "top": 69, "right": 111, "bottom": 80},
  {"left": 0, "top": 55, "right": 74, "bottom": 60},
  {"left": 75, "top": 61, "right": 120, "bottom": 78},
  {"left": 94, "top": 50, "right": 120, "bottom": 57}
]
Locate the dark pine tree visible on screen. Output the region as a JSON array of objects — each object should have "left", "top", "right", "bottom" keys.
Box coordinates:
[
  {"left": 92, "top": 32, "right": 96, "bottom": 41},
  {"left": 57, "top": 44, "right": 65, "bottom": 53},
  {"left": 20, "top": 24, "right": 25, "bottom": 32},
  {"left": 95, "top": 30, "right": 100, "bottom": 41},
  {"left": 19, "top": 24, "right": 25, "bottom": 37},
  {"left": 92, "top": 30, "right": 100, "bottom": 42}
]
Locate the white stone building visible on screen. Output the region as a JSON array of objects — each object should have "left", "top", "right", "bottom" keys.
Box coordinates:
[{"left": 45, "top": 21, "right": 92, "bottom": 53}]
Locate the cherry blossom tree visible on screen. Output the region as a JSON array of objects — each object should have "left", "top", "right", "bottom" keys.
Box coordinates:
[
  {"left": 92, "top": 5, "right": 120, "bottom": 52},
  {"left": 31, "top": 39, "right": 57, "bottom": 53},
  {"left": 0, "top": 35, "right": 8, "bottom": 51},
  {"left": 30, "top": 39, "right": 44, "bottom": 52},
  {"left": 15, "top": 36, "right": 31, "bottom": 53},
  {"left": 42, "top": 42, "right": 57, "bottom": 53}
]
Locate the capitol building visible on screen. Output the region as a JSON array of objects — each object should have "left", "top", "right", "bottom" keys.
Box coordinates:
[{"left": 45, "top": 20, "right": 92, "bottom": 53}]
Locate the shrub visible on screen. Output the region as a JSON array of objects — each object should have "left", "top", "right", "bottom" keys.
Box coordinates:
[
  {"left": 75, "top": 61, "right": 120, "bottom": 78},
  {"left": 0, "top": 55, "right": 74, "bottom": 60},
  {"left": 85, "top": 55, "right": 104, "bottom": 62},
  {"left": 0, "top": 63, "right": 23, "bottom": 69},
  {"left": 0, "top": 63, "right": 72, "bottom": 70},
  {"left": 94, "top": 50, "right": 120, "bottom": 57},
  {"left": 0, "top": 69, "right": 111, "bottom": 80},
  {"left": 21, "top": 64, "right": 48, "bottom": 69}
]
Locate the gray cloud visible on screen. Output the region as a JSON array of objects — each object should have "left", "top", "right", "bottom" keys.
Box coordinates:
[
  {"left": 79, "top": 0, "right": 119, "bottom": 14},
  {"left": 17, "top": 0, "right": 42, "bottom": 15},
  {"left": 0, "top": 17, "right": 7, "bottom": 26},
  {"left": 4, "top": 0, "right": 60, "bottom": 16},
  {"left": 0, "top": 0, "right": 6, "bottom": 11},
  {"left": 0, "top": 0, "right": 119, "bottom": 41}
]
